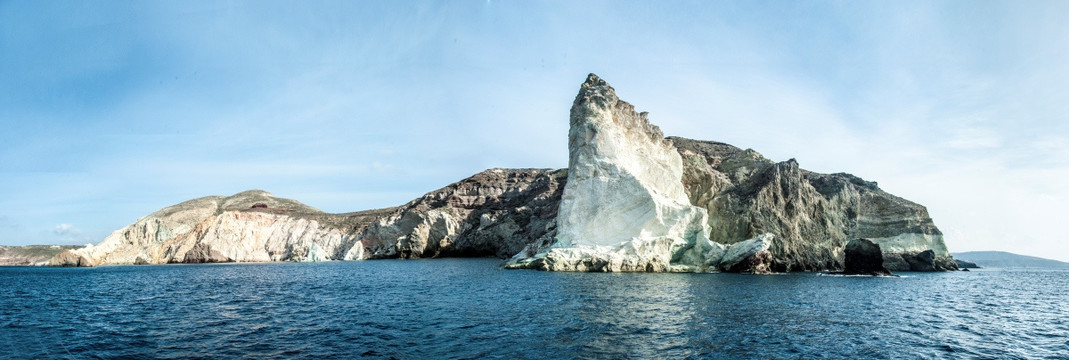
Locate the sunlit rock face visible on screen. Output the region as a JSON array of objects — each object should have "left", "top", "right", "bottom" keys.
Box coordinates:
[
  {"left": 507, "top": 74, "right": 723, "bottom": 272},
  {"left": 507, "top": 73, "right": 954, "bottom": 272},
  {"left": 51, "top": 73, "right": 956, "bottom": 272},
  {"left": 853, "top": 191, "right": 954, "bottom": 271},
  {"left": 49, "top": 169, "right": 566, "bottom": 267},
  {"left": 49, "top": 191, "right": 382, "bottom": 266},
  {"left": 673, "top": 138, "right": 956, "bottom": 272},
  {"left": 356, "top": 168, "right": 566, "bottom": 260},
  {"left": 718, "top": 234, "right": 773, "bottom": 273}
]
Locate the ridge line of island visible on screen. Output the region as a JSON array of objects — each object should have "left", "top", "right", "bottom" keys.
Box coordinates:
[{"left": 47, "top": 74, "right": 970, "bottom": 275}]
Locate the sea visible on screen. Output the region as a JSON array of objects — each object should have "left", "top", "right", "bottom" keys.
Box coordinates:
[{"left": 1, "top": 258, "right": 1067, "bottom": 359}]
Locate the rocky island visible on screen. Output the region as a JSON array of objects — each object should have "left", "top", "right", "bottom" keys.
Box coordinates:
[{"left": 52, "top": 74, "right": 956, "bottom": 272}]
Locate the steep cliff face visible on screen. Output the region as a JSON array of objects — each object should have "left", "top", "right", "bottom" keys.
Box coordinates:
[
  {"left": 49, "top": 191, "right": 387, "bottom": 266},
  {"left": 508, "top": 74, "right": 953, "bottom": 272},
  {"left": 357, "top": 168, "right": 565, "bottom": 260},
  {"left": 673, "top": 137, "right": 954, "bottom": 271},
  {"left": 506, "top": 74, "right": 760, "bottom": 272}
]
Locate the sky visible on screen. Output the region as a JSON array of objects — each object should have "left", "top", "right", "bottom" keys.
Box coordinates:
[{"left": 1, "top": 0, "right": 1067, "bottom": 261}]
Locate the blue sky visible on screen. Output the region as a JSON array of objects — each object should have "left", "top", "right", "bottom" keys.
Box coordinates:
[{"left": 2, "top": 1, "right": 1067, "bottom": 261}]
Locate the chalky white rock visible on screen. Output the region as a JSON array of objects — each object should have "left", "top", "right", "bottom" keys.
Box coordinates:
[{"left": 507, "top": 74, "right": 767, "bottom": 272}]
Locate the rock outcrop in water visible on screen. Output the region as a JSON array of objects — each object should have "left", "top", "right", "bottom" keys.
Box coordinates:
[
  {"left": 955, "top": 259, "right": 980, "bottom": 269},
  {"left": 51, "top": 73, "right": 956, "bottom": 272},
  {"left": 842, "top": 239, "right": 894, "bottom": 276},
  {"left": 671, "top": 137, "right": 955, "bottom": 272},
  {"left": 506, "top": 74, "right": 954, "bottom": 272},
  {"left": 506, "top": 74, "right": 728, "bottom": 272}
]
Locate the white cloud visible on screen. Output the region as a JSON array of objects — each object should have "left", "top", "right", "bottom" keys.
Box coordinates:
[
  {"left": 50, "top": 223, "right": 94, "bottom": 245},
  {"left": 53, "top": 223, "right": 77, "bottom": 235}
]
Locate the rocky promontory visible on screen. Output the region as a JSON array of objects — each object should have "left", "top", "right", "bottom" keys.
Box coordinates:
[
  {"left": 841, "top": 239, "right": 894, "bottom": 276},
  {"left": 671, "top": 137, "right": 955, "bottom": 271},
  {"left": 51, "top": 170, "right": 564, "bottom": 267},
  {"left": 506, "top": 73, "right": 727, "bottom": 272},
  {"left": 50, "top": 190, "right": 379, "bottom": 266},
  {"left": 505, "top": 74, "right": 955, "bottom": 272},
  {"left": 52, "top": 73, "right": 957, "bottom": 272}
]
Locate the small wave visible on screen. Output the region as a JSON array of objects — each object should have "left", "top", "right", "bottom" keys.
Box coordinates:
[
  {"left": 818, "top": 273, "right": 906, "bottom": 278},
  {"left": 2, "top": 259, "right": 1067, "bottom": 359}
]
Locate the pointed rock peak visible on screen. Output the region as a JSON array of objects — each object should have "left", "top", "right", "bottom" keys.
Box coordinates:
[
  {"left": 582, "top": 73, "right": 610, "bottom": 89},
  {"left": 512, "top": 72, "right": 719, "bottom": 272},
  {"left": 573, "top": 73, "right": 620, "bottom": 112},
  {"left": 571, "top": 73, "right": 664, "bottom": 145},
  {"left": 779, "top": 158, "right": 800, "bottom": 171}
]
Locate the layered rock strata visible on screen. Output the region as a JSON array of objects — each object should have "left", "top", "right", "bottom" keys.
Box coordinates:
[
  {"left": 507, "top": 74, "right": 954, "bottom": 272},
  {"left": 507, "top": 74, "right": 730, "bottom": 272},
  {"left": 673, "top": 137, "right": 956, "bottom": 272},
  {"left": 51, "top": 169, "right": 564, "bottom": 267},
  {"left": 357, "top": 168, "right": 565, "bottom": 260},
  {"left": 50, "top": 190, "right": 383, "bottom": 266}
]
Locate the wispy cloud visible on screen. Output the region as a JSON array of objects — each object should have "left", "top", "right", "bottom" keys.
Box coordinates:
[
  {"left": 51, "top": 223, "right": 92, "bottom": 244},
  {"left": 53, "top": 223, "right": 75, "bottom": 235}
]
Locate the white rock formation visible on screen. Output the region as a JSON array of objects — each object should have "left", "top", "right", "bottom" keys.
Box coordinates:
[
  {"left": 50, "top": 73, "right": 955, "bottom": 272},
  {"left": 509, "top": 74, "right": 739, "bottom": 272},
  {"left": 717, "top": 234, "right": 773, "bottom": 271},
  {"left": 50, "top": 191, "right": 361, "bottom": 266},
  {"left": 866, "top": 233, "right": 949, "bottom": 257},
  {"left": 50, "top": 169, "right": 566, "bottom": 267},
  {"left": 176, "top": 211, "right": 354, "bottom": 263}
]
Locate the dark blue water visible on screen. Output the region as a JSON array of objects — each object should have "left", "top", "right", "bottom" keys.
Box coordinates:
[{"left": 2, "top": 259, "right": 1067, "bottom": 359}]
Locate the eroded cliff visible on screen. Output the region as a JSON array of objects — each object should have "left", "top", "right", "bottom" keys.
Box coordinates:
[
  {"left": 357, "top": 168, "right": 565, "bottom": 260},
  {"left": 51, "top": 170, "right": 565, "bottom": 267},
  {"left": 50, "top": 190, "right": 387, "bottom": 266},
  {"left": 673, "top": 137, "right": 954, "bottom": 271},
  {"left": 51, "top": 73, "right": 956, "bottom": 272},
  {"left": 505, "top": 74, "right": 731, "bottom": 272},
  {"left": 506, "top": 74, "right": 954, "bottom": 272}
]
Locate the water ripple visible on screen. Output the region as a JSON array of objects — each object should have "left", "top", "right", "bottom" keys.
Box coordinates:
[{"left": 1, "top": 261, "right": 1067, "bottom": 359}]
